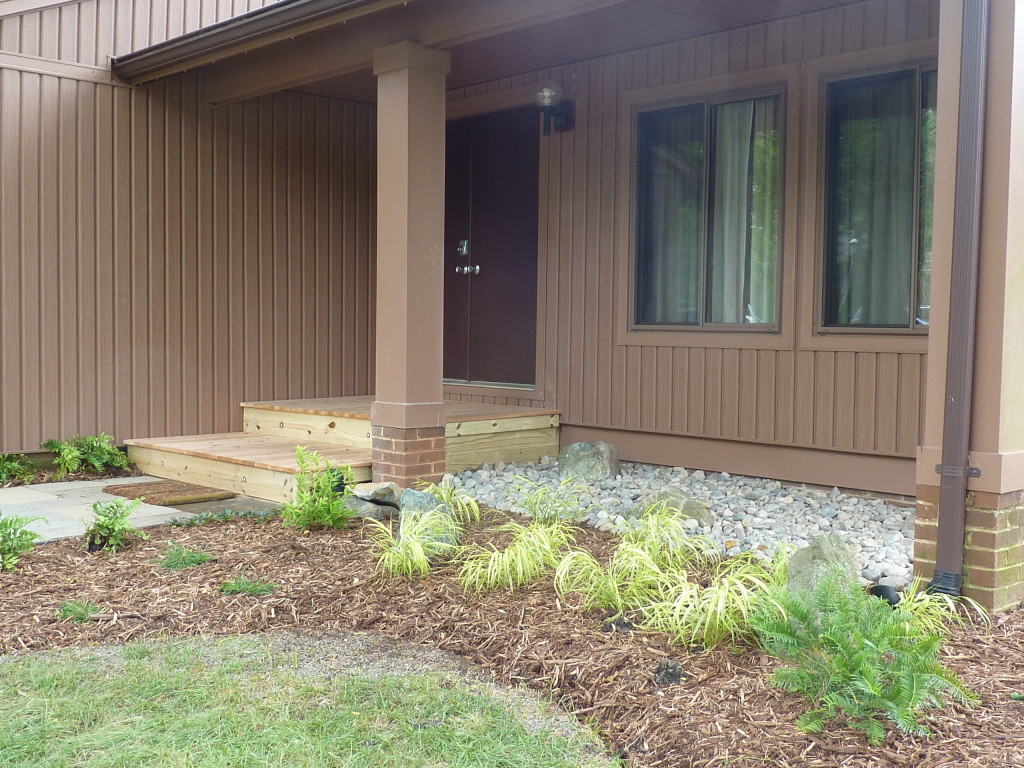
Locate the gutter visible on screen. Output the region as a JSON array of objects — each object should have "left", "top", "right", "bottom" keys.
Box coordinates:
[
  {"left": 112, "top": 0, "right": 403, "bottom": 83},
  {"left": 929, "top": 0, "right": 989, "bottom": 597}
]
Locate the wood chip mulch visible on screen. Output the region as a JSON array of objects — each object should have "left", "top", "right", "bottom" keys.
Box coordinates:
[{"left": 2, "top": 516, "right": 1023, "bottom": 768}]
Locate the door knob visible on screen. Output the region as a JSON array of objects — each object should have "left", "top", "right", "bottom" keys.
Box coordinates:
[{"left": 468, "top": 265, "right": 480, "bottom": 275}]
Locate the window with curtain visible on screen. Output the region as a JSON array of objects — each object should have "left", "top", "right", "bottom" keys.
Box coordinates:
[
  {"left": 635, "top": 94, "right": 782, "bottom": 327},
  {"left": 822, "top": 68, "right": 937, "bottom": 328}
]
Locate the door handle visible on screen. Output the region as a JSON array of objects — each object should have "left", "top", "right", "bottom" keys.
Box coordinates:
[{"left": 454, "top": 265, "right": 480, "bottom": 275}]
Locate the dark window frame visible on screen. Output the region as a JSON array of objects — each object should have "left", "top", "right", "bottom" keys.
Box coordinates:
[
  {"left": 633, "top": 87, "right": 786, "bottom": 330},
  {"left": 820, "top": 65, "right": 937, "bottom": 332}
]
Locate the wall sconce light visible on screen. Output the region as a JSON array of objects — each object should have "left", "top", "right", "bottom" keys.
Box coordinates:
[{"left": 536, "top": 84, "right": 574, "bottom": 136}]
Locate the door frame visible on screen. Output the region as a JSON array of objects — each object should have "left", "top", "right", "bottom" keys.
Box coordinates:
[{"left": 443, "top": 84, "right": 551, "bottom": 402}]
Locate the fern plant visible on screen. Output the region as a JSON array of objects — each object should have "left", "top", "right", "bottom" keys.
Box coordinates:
[
  {"left": 416, "top": 479, "right": 482, "bottom": 525},
  {"left": 0, "top": 513, "right": 41, "bottom": 571},
  {"left": 0, "top": 453, "right": 37, "bottom": 485},
  {"left": 42, "top": 434, "right": 130, "bottom": 478},
  {"left": 84, "top": 499, "right": 148, "bottom": 553},
  {"left": 750, "top": 567, "right": 978, "bottom": 744},
  {"left": 280, "top": 447, "right": 354, "bottom": 531},
  {"left": 365, "top": 507, "right": 463, "bottom": 579},
  {"left": 459, "top": 518, "right": 576, "bottom": 593}
]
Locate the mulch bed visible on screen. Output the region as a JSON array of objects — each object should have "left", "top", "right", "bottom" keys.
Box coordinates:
[
  {"left": 1, "top": 467, "right": 141, "bottom": 488},
  {"left": 1, "top": 515, "right": 1023, "bottom": 768}
]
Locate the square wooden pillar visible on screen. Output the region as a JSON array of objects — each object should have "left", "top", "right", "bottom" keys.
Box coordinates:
[
  {"left": 916, "top": 1, "right": 1024, "bottom": 611},
  {"left": 370, "top": 41, "right": 450, "bottom": 487}
]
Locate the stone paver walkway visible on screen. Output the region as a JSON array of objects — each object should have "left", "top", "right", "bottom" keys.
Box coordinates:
[{"left": 0, "top": 476, "right": 193, "bottom": 542}]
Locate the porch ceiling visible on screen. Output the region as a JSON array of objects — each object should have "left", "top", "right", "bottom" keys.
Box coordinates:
[{"left": 113, "top": 0, "right": 869, "bottom": 105}]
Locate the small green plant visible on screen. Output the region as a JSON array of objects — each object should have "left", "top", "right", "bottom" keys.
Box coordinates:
[
  {"left": 416, "top": 479, "right": 482, "bottom": 525},
  {"left": 169, "top": 508, "right": 277, "bottom": 527},
  {"left": 0, "top": 453, "right": 37, "bottom": 485},
  {"left": 280, "top": 447, "right": 354, "bottom": 531},
  {"left": 57, "top": 600, "right": 102, "bottom": 623},
  {"left": 159, "top": 544, "right": 214, "bottom": 570},
  {"left": 750, "top": 567, "right": 978, "bottom": 744},
  {"left": 41, "top": 433, "right": 130, "bottom": 478},
  {"left": 0, "top": 513, "right": 41, "bottom": 571},
  {"left": 555, "top": 543, "right": 671, "bottom": 617},
  {"left": 459, "top": 519, "right": 576, "bottom": 593},
  {"left": 365, "top": 508, "right": 463, "bottom": 580},
  {"left": 84, "top": 499, "right": 148, "bottom": 553},
  {"left": 514, "top": 478, "right": 591, "bottom": 522},
  {"left": 220, "top": 575, "right": 277, "bottom": 596}
]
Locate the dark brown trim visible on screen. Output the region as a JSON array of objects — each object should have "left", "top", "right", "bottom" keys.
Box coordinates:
[
  {"left": 111, "top": 0, "right": 380, "bottom": 82},
  {"left": 931, "top": 0, "right": 989, "bottom": 596}
]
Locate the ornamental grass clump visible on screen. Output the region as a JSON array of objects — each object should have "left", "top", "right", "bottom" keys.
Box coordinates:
[
  {"left": 514, "top": 478, "right": 591, "bottom": 523},
  {"left": 0, "top": 512, "right": 41, "bottom": 571},
  {"left": 84, "top": 499, "right": 148, "bottom": 553},
  {"left": 365, "top": 507, "right": 463, "bottom": 580},
  {"left": 459, "top": 518, "right": 576, "bottom": 593},
  {"left": 41, "top": 433, "right": 130, "bottom": 478},
  {"left": 750, "top": 567, "right": 979, "bottom": 745},
  {"left": 280, "top": 446, "right": 354, "bottom": 531},
  {"left": 416, "top": 479, "right": 482, "bottom": 525}
]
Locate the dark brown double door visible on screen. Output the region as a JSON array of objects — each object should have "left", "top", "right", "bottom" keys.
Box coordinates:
[{"left": 443, "top": 106, "right": 539, "bottom": 386}]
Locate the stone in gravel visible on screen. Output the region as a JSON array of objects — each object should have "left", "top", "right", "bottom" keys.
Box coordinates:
[
  {"left": 344, "top": 496, "right": 396, "bottom": 521},
  {"left": 787, "top": 533, "right": 859, "bottom": 595},
  {"left": 351, "top": 482, "right": 402, "bottom": 507},
  {"left": 558, "top": 441, "right": 620, "bottom": 481},
  {"left": 626, "top": 485, "right": 712, "bottom": 527}
]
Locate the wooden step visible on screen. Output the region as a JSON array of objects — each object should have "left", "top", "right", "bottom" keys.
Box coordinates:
[
  {"left": 125, "top": 433, "right": 371, "bottom": 504},
  {"left": 241, "top": 396, "right": 561, "bottom": 472}
]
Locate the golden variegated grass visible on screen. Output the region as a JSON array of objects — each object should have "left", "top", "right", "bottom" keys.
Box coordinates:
[
  {"left": 458, "top": 519, "right": 576, "bottom": 593},
  {"left": 415, "top": 479, "right": 483, "bottom": 525},
  {"left": 365, "top": 508, "right": 463, "bottom": 580}
]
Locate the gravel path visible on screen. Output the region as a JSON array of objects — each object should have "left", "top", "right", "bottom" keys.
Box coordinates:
[{"left": 453, "top": 457, "right": 915, "bottom": 588}]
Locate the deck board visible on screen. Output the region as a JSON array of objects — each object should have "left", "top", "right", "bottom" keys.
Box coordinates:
[
  {"left": 242, "top": 395, "right": 560, "bottom": 423},
  {"left": 125, "top": 433, "right": 371, "bottom": 473}
]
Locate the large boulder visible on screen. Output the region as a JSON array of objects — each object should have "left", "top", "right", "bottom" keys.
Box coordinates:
[
  {"left": 558, "top": 441, "right": 620, "bottom": 482},
  {"left": 787, "top": 533, "right": 859, "bottom": 595},
  {"left": 628, "top": 485, "right": 713, "bottom": 528},
  {"left": 343, "top": 481, "right": 402, "bottom": 521}
]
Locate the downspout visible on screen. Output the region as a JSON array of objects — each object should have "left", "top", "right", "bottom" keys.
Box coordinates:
[{"left": 929, "top": 0, "right": 989, "bottom": 597}]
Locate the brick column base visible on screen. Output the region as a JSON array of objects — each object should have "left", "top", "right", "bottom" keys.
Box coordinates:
[
  {"left": 916, "top": 485, "right": 1024, "bottom": 612},
  {"left": 371, "top": 425, "right": 446, "bottom": 487}
]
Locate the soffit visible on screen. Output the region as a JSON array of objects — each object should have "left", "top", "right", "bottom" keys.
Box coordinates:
[{"left": 291, "top": 0, "right": 867, "bottom": 103}]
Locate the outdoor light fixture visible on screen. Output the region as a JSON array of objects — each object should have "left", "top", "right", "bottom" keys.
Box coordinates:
[{"left": 536, "top": 84, "right": 574, "bottom": 135}]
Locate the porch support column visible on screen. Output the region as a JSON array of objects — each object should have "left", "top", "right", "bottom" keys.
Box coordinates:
[
  {"left": 916, "top": 0, "right": 1024, "bottom": 611},
  {"left": 370, "top": 41, "right": 450, "bottom": 487}
]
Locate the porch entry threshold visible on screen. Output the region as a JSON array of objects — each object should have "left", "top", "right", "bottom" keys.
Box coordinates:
[{"left": 126, "top": 396, "right": 560, "bottom": 504}]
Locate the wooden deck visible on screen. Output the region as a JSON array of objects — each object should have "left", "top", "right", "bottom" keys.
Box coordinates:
[{"left": 127, "top": 396, "right": 560, "bottom": 503}]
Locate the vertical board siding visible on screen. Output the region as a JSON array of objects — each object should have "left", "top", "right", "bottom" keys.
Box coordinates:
[
  {"left": 0, "top": 0, "right": 277, "bottom": 66},
  {"left": 446, "top": 0, "right": 936, "bottom": 458},
  {"left": 0, "top": 70, "right": 375, "bottom": 452}
]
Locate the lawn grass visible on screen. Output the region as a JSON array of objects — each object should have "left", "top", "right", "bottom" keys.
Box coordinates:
[{"left": 0, "top": 636, "right": 608, "bottom": 768}]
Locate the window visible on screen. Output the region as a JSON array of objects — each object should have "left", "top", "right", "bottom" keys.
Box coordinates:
[
  {"left": 822, "top": 68, "right": 936, "bottom": 328},
  {"left": 634, "top": 93, "right": 782, "bottom": 327}
]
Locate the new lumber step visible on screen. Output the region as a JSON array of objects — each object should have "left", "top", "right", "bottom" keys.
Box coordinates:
[
  {"left": 241, "top": 396, "right": 561, "bottom": 472},
  {"left": 125, "top": 433, "right": 371, "bottom": 504}
]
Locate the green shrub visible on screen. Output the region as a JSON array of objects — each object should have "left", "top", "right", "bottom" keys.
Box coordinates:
[
  {"left": 365, "top": 508, "right": 463, "bottom": 580},
  {"left": 0, "top": 453, "right": 37, "bottom": 485},
  {"left": 159, "top": 544, "right": 214, "bottom": 570},
  {"left": 750, "top": 568, "right": 978, "bottom": 744},
  {"left": 0, "top": 513, "right": 41, "bottom": 571},
  {"left": 41, "top": 434, "right": 130, "bottom": 478},
  {"left": 416, "top": 479, "right": 482, "bottom": 525},
  {"left": 84, "top": 499, "right": 148, "bottom": 553},
  {"left": 57, "top": 600, "right": 102, "bottom": 622},
  {"left": 459, "top": 518, "right": 576, "bottom": 593},
  {"left": 280, "top": 447, "right": 354, "bottom": 531},
  {"left": 220, "top": 576, "right": 276, "bottom": 596}
]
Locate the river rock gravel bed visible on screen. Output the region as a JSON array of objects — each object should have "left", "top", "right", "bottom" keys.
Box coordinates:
[{"left": 452, "top": 457, "right": 915, "bottom": 588}]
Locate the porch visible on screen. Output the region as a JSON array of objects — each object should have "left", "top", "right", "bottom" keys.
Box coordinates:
[{"left": 125, "top": 397, "right": 560, "bottom": 503}]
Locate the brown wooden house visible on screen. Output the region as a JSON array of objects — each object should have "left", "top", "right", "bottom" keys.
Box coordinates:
[{"left": 1, "top": 0, "right": 1021, "bottom": 609}]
